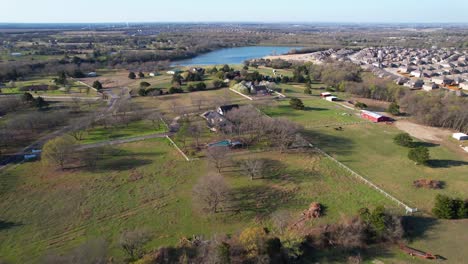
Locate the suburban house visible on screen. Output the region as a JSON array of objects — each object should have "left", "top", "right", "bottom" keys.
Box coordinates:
[
  {"left": 217, "top": 104, "right": 239, "bottom": 116},
  {"left": 360, "top": 110, "right": 391, "bottom": 123},
  {"left": 404, "top": 79, "right": 424, "bottom": 89},
  {"left": 432, "top": 76, "right": 453, "bottom": 85},
  {"left": 459, "top": 82, "right": 468, "bottom": 90},
  {"left": 423, "top": 82, "right": 439, "bottom": 91},
  {"left": 202, "top": 111, "right": 228, "bottom": 132}
]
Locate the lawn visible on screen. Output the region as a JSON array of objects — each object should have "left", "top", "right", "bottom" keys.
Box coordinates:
[
  {"left": 0, "top": 136, "right": 399, "bottom": 263},
  {"left": 80, "top": 120, "right": 167, "bottom": 144},
  {"left": 263, "top": 97, "right": 468, "bottom": 213}
]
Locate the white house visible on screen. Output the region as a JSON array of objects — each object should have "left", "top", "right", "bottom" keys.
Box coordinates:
[
  {"left": 149, "top": 72, "right": 157, "bottom": 77},
  {"left": 453, "top": 133, "right": 468, "bottom": 141},
  {"left": 423, "top": 82, "right": 438, "bottom": 91},
  {"left": 325, "top": 96, "right": 339, "bottom": 102}
]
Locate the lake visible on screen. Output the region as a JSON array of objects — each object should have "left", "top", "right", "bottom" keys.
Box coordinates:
[{"left": 173, "top": 46, "right": 301, "bottom": 66}]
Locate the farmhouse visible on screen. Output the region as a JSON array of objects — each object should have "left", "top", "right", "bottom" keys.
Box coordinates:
[
  {"left": 217, "top": 104, "right": 239, "bottom": 116},
  {"left": 360, "top": 110, "right": 390, "bottom": 123},
  {"left": 452, "top": 133, "right": 468, "bottom": 141}
]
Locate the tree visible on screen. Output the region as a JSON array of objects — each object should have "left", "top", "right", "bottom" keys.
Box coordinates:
[
  {"left": 119, "top": 229, "right": 152, "bottom": 261},
  {"left": 240, "top": 159, "right": 264, "bottom": 180},
  {"left": 354, "top": 102, "right": 368, "bottom": 109},
  {"left": 137, "top": 88, "right": 147, "bottom": 97},
  {"left": 289, "top": 97, "right": 305, "bottom": 110},
  {"left": 196, "top": 82, "right": 207, "bottom": 91},
  {"left": 408, "top": 146, "right": 430, "bottom": 165},
  {"left": 239, "top": 227, "right": 268, "bottom": 257},
  {"left": 21, "top": 92, "right": 34, "bottom": 103},
  {"left": 128, "top": 72, "right": 136, "bottom": 79},
  {"left": 92, "top": 80, "right": 103, "bottom": 90},
  {"left": 206, "top": 146, "right": 229, "bottom": 173},
  {"left": 34, "top": 96, "right": 49, "bottom": 109},
  {"left": 387, "top": 102, "right": 401, "bottom": 115},
  {"left": 42, "top": 135, "right": 76, "bottom": 170},
  {"left": 138, "top": 71, "right": 145, "bottom": 78},
  {"left": 432, "top": 194, "right": 457, "bottom": 219},
  {"left": 192, "top": 174, "right": 229, "bottom": 213},
  {"left": 393, "top": 133, "right": 413, "bottom": 147},
  {"left": 55, "top": 71, "right": 67, "bottom": 85},
  {"left": 140, "top": 81, "right": 151, "bottom": 88},
  {"left": 304, "top": 87, "right": 312, "bottom": 95}
]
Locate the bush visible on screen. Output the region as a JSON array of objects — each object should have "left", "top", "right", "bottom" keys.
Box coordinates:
[
  {"left": 408, "top": 146, "right": 430, "bottom": 165},
  {"left": 128, "top": 72, "right": 136, "bottom": 79},
  {"left": 354, "top": 102, "right": 368, "bottom": 109},
  {"left": 432, "top": 194, "right": 468, "bottom": 219},
  {"left": 289, "top": 97, "right": 305, "bottom": 110},
  {"left": 304, "top": 87, "right": 312, "bottom": 94},
  {"left": 168, "top": 87, "right": 183, "bottom": 94},
  {"left": 140, "top": 81, "right": 151, "bottom": 88},
  {"left": 138, "top": 88, "right": 147, "bottom": 97},
  {"left": 92, "top": 80, "right": 103, "bottom": 90},
  {"left": 393, "top": 133, "right": 413, "bottom": 147},
  {"left": 387, "top": 102, "right": 401, "bottom": 115}
]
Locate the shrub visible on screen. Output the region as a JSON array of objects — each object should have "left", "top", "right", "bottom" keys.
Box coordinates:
[
  {"left": 128, "top": 72, "right": 136, "bottom": 79},
  {"left": 289, "top": 97, "right": 305, "bottom": 110},
  {"left": 304, "top": 87, "right": 312, "bottom": 94},
  {"left": 387, "top": 102, "right": 401, "bottom": 115},
  {"left": 168, "top": 87, "right": 183, "bottom": 94},
  {"left": 239, "top": 227, "right": 268, "bottom": 257},
  {"left": 408, "top": 146, "right": 430, "bottom": 165},
  {"left": 354, "top": 102, "right": 368, "bottom": 109},
  {"left": 138, "top": 88, "right": 147, "bottom": 97},
  {"left": 92, "top": 80, "right": 103, "bottom": 90},
  {"left": 393, "top": 133, "right": 413, "bottom": 147},
  {"left": 140, "top": 81, "right": 151, "bottom": 88},
  {"left": 432, "top": 194, "right": 468, "bottom": 219}
]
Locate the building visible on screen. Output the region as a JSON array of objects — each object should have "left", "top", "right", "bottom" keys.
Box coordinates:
[
  {"left": 432, "top": 76, "right": 453, "bottom": 85},
  {"left": 459, "top": 82, "right": 468, "bottom": 91},
  {"left": 87, "top": 72, "right": 97, "bottom": 77},
  {"left": 166, "top": 69, "right": 181, "bottom": 75},
  {"left": 320, "top": 92, "right": 332, "bottom": 97},
  {"left": 423, "top": 82, "right": 438, "bottom": 91},
  {"left": 452, "top": 133, "right": 468, "bottom": 141},
  {"left": 360, "top": 110, "right": 390, "bottom": 123},
  {"left": 325, "top": 96, "right": 339, "bottom": 102},
  {"left": 217, "top": 104, "right": 239, "bottom": 116},
  {"left": 149, "top": 72, "right": 158, "bottom": 77}
]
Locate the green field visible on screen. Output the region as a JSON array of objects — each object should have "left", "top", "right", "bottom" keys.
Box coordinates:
[
  {"left": 0, "top": 135, "right": 400, "bottom": 263},
  {"left": 80, "top": 120, "right": 167, "bottom": 144},
  {"left": 263, "top": 95, "right": 468, "bottom": 213}
]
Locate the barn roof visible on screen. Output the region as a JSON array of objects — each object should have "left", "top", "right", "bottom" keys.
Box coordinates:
[{"left": 361, "top": 110, "right": 383, "bottom": 119}]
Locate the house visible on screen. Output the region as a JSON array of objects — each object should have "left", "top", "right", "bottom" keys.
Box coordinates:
[
  {"left": 325, "top": 96, "right": 339, "bottom": 102},
  {"left": 166, "top": 69, "right": 181, "bottom": 75},
  {"left": 87, "top": 72, "right": 97, "bottom": 77},
  {"left": 423, "top": 82, "right": 438, "bottom": 91},
  {"left": 320, "top": 92, "right": 332, "bottom": 97},
  {"left": 395, "top": 77, "right": 409, "bottom": 85},
  {"left": 360, "top": 110, "right": 390, "bottom": 123},
  {"left": 452, "top": 133, "right": 468, "bottom": 141},
  {"left": 410, "top": 70, "right": 422, "bottom": 78},
  {"left": 459, "top": 82, "right": 468, "bottom": 91},
  {"left": 217, "top": 104, "right": 239, "bottom": 116},
  {"left": 432, "top": 76, "right": 453, "bottom": 85},
  {"left": 202, "top": 111, "right": 228, "bottom": 132},
  {"left": 404, "top": 79, "right": 424, "bottom": 89},
  {"left": 149, "top": 72, "right": 158, "bottom": 77}
]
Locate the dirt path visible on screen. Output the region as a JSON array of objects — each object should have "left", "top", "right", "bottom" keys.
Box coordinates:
[{"left": 395, "top": 120, "right": 450, "bottom": 142}]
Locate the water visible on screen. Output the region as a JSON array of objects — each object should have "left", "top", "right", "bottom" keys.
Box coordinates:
[{"left": 173, "top": 46, "right": 301, "bottom": 66}]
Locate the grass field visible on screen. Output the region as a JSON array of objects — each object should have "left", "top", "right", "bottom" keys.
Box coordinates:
[
  {"left": 80, "top": 120, "right": 167, "bottom": 144},
  {"left": 0, "top": 135, "right": 400, "bottom": 263},
  {"left": 263, "top": 95, "right": 468, "bottom": 213}
]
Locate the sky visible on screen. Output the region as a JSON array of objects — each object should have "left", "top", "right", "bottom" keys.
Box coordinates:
[{"left": 1, "top": 0, "right": 468, "bottom": 24}]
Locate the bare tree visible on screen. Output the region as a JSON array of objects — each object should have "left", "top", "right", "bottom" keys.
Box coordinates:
[
  {"left": 193, "top": 174, "right": 229, "bottom": 213},
  {"left": 67, "top": 116, "right": 93, "bottom": 141},
  {"left": 119, "top": 229, "right": 152, "bottom": 261},
  {"left": 191, "top": 95, "right": 206, "bottom": 111},
  {"left": 271, "top": 210, "right": 292, "bottom": 234},
  {"left": 269, "top": 118, "right": 302, "bottom": 152},
  {"left": 189, "top": 122, "right": 204, "bottom": 149},
  {"left": 146, "top": 111, "right": 164, "bottom": 130},
  {"left": 240, "top": 159, "right": 264, "bottom": 180},
  {"left": 206, "top": 146, "right": 229, "bottom": 173}
]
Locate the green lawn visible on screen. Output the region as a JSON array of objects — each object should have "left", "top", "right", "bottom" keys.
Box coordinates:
[
  {"left": 263, "top": 97, "right": 468, "bottom": 213},
  {"left": 80, "top": 120, "right": 167, "bottom": 144},
  {"left": 0, "top": 77, "right": 98, "bottom": 97},
  {"left": 0, "top": 136, "right": 398, "bottom": 263}
]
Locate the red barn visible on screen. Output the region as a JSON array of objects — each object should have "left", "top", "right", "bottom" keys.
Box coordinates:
[{"left": 360, "top": 110, "right": 390, "bottom": 122}]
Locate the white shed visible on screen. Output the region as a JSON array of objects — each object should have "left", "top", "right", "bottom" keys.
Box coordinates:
[
  {"left": 453, "top": 133, "right": 468, "bottom": 141},
  {"left": 325, "top": 96, "right": 339, "bottom": 102}
]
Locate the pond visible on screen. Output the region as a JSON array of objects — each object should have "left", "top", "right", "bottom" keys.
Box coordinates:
[{"left": 173, "top": 46, "right": 301, "bottom": 66}]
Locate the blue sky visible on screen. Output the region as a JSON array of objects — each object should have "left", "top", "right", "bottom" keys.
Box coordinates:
[{"left": 1, "top": 0, "right": 468, "bottom": 23}]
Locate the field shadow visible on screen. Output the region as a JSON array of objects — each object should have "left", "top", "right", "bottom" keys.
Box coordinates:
[
  {"left": 303, "top": 245, "right": 395, "bottom": 263},
  {"left": 302, "top": 129, "right": 355, "bottom": 156},
  {"left": 92, "top": 158, "right": 153, "bottom": 172},
  {"left": 401, "top": 216, "right": 439, "bottom": 242},
  {"left": 0, "top": 220, "right": 22, "bottom": 231},
  {"left": 304, "top": 106, "right": 328, "bottom": 111},
  {"left": 226, "top": 185, "right": 293, "bottom": 216},
  {"left": 412, "top": 142, "right": 439, "bottom": 148},
  {"left": 427, "top": 159, "right": 468, "bottom": 168}
]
